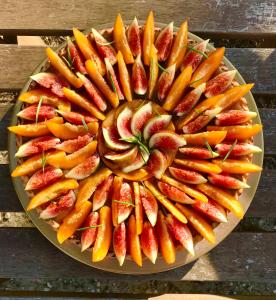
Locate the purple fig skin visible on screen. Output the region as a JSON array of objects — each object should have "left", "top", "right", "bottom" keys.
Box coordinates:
[
  {"left": 93, "top": 175, "right": 114, "bottom": 211},
  {"left": 113, "top": 222, "right": 127, "bottom": 266},
  {"left": 215, "top": 110, "right": 257, "bottom": 126},
  {"left": 155, "top": 22, "right": 174, "bottom": 62},
  {"left": 67, "top": 37, "right": 87, "bottom": 74},
  {"left": 147, "top": 149, "right": 168, "bottom": 179},
  {"left": 81, "top": 211, "right": 100, "bottom": 252},
  {"left": 208, "top": 174, "right": 250, "bottom": 189},
  {"left": 157, "top": 64, "right": 176, "bottom": 101},
  {"left": 127, "top": 17, "right": 142, "bottom": 57},
  {"left": 17, "top": 104, "right": 57, "bottom": 121},
  {"left": 105, "top": 58, "right": 124, "bottom": 100},
  {"left": 140, "top": 185, "right": 158, "bottom": 227},
  {"left": 215, "top": 143, "right": 262, "bottom": 157},
  {"left": 179, "top": 147, "right": 219, "bottom": 160},
  {"left": 132, "top": 54, "right": 148, "bottom": 95},
  {"left": 169, "top": 166, "right": 207, "bottom": 185}
]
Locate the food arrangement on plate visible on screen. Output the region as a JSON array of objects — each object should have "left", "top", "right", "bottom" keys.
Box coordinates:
[{"left": 9, "top": 11, "right": 263, "bottom": 268}]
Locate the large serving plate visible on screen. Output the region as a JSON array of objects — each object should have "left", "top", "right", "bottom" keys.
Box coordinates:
[{"left": 8, "top": 22, "right": 263, "bottom": 274}]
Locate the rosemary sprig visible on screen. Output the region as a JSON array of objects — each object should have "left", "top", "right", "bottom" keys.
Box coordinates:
[
  {"left": 135, "top": 100, "right": 146, "bottom": 111},
  {"left": 190, "top": 77, "right": 204, "bottom": 86},
  {"left": 194, "top": 108, "right": 201, "bottom": 115},
  {"left": 205, "top": 139, "right": 214, "bottom": 158},
  {"left": 158, "top": 63, "right": 169, "bottom": 73},
  {"left": 95, "top": 40, "right": 114, "bottom": 46},
  {"left": 112, "top": 199, "right": 136, "bottom": 207},
  {"left": 108, "top": 71, "right": 117, "bottom": 95},
  {"left": 76, "top": 224, "right": 103, "bottom": 231},
  {"left": 223, "top": 139, "right": 237, "bottom": 161},
  {"left": 41, "top": 151, "right": 46, "bottom": 173},
  {"left": 35, "top": 96, "right": 43, "bottom": 123},
  {"left": 185, "top": 45, "right": 208, "bottom": 59},
  {"left": 81, "top": 117, "right": 89, "bottom": 131}
]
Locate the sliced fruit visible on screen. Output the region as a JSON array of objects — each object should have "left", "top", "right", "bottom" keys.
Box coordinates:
[
  {"left": 212, "top": 159, "right": 262, "bottom": 174},
  {"left": 143, "top": 11, "right": 155, "bottom": 66},
  {"left": 143, "top": 114, "right": 172, "bottom": 140},
  {"left": 169, "top": 166, "right": 207, "bottom": 185},
  {"left": 215, "top": 143, "right": 262, "bottom": 157},
  {"left": 57, "top": 201, "right": 92, "bottom": 244},
  {"left": 117, "top": 106, "right": 133, "bottom": 139},
  {"left": 205, "top": 70, "right": 237, "bottom": 98},
  {"left": 174, "top": 83, "right": 206, "bottom": 117},
  {"left": 193, "top": 199, "right": 227, "bottom": 223},
  {"left": 73, "top": 27, "right": 105, "bottom": 75},
  {"left": 140, "top": 221, "right": 158, "bottom": 264},
  {"left": 56, "top": 110, "right": 96, "bottom": 125},
  {"left": 213, "top": 83, "right": 254, "bottom": 112},
  {"left": 102, "top": 126, "right": 131, "bottom": 151},
  {"left": 182, "top": 131, "right": 227, "bottom": 146},
  {"left": 128, "top": 215, "right": 143, "bottom": 267},
  {"left": 65, "top": 152, "right": 100, "bottom": 180},
  {"left": 40, "top": 190, "right": 76, "bottom": 220},
  {"left": 56, "top": 133, "right": 93, "bottom": 153},
  {"left": 155, "top": 22, "right": 173, "bottom": 61},
  {"left": 105, "top": 146, "right": 138, "bottom": 165},
  {"left": 133, "top": 182, "right": 143, "bottom": 235},
  {"left": 122, "top": 149, "right": 149, "bottom": 173},
  {"left": 149, "top": 130, "right": 186, "bottom": 150},
  {"left": 76, "top": 73, "right": 107, "bottom": 112},
  {"left": 161, "top": 174, "right": 208, "bottom": 203},
  {"left": 157, "top": 64, "right": 176, "bottom": 101},
  {"left": 66, "top": 37, "right": 87, "bottom": 74},
  {"left": 190, "top": 47, "right": 225, "bottom": 88},
  {"left": 215, "top": 110, "right": 257, "bottom": 126},
  {"left": 207, "top": 124, "right": 262, "bottom": 141},
  {"left": 139, "top": 185, "right": 158, "bottom": 226},
  {"left": 27, "top": 178, "right": 79, "bottom": 211},
  {"left": 147, "top": 149, "right": 168, "bottom": 179},
  {"left": 25, "top": 166, "right": 63, "bottom": 191},
  {"left": 92, "top": 206, "right": 112, "bottom": 262},
  {"left": 15, "top": 136, "right": 60, "bottom": 158},
  {"left": 105, "top": 58, "right": 124, "bottom": 100},
  {"left": 116, "top": 51, "right": 133, "bottom": 102},
  {"left": 113, "top": 222, "right": 127, "bottom": 266},
  {"left": 31, "top": 72, "right": 70, "bottom": 98},
  {"left": 132, "top": 54, "right": 148, "bottom": 95},
  {"left": 80, "top": 211, "right": 100, "bottom": 252},
  {"left": 92, "top": 28, "right": 117, "bottom": 65},
  {"left": 168, "top": 20, "right": 188, "bottom": 70},
  {"left": 117, "top": 182, "right": 134, "bottom": 224},
  {"left": 46, "top": 48, "right": 82, "bottom": 88},
  {"left": 63, "top": 87, "right": 105, "bottom": 120},
  {"left": 181, "top": 39, "right": 209, "bottom": 72},
  {"left": 179, "top": 147, "right": 219, "bottom": 160},
  {"left": 174, "top": 158, "right": 222, "bottom": 174},
  {"left": 197, "top": 183, "right": 244, "bottom": 219},
  {"left": 12, "top": 150, "right": 64, "bottom": 177},
  {"left": 19, "top": 89, "right": 71, "bottom": 112},
  {"left": 111, "top": 176, "right": 123, "bottom": 227},
  {"left": 156, "top": 211, "right": 176, "bottom": 264},
  {"left": 176, "top": 204, "right": 216, "bottom": 244},
  {"left": 176, "top": 94, "right": 224, "bottom": 129},
  {"left": 113, "top": 13, "right": 134, "bottom": 64},
  {"left": 8, "top": 117, "right": 63, "bottom": 137},
  {"left": 208, "top": 174, "right": 249, "bottom": 189},
  {"left": 157, "top": 181, "right": 195, "bottom": 204},
  {"left": 127, "top": 17, "right": 141, "bottom": 57},
  {"left": 163, "top": 66, "right": 193, "bottom": 111},
  {"left": 46, "top": 120, "right": 98, "bottom": 140},
  {"left": 131, "top": 102, "right": 152, "bottom": 135},
  {"left": 93, "top": 174, "right": 114, "bottom": 212},
  {"left": 148, "top": 45, "right": 159, "bottom": 99},
  {"left": 76, "top": 168, "right": 113, "bottom": 209},
  {"left": 166, "top": 214, "right": 194, "bottom": 255},
  {"left": 85, "top": 59, "right": 119, "bottom": 108},
  {"left": 144, "top": 181, "right": 187, "bottom": 224},
  {"left": 17, "top": 104, "right": 56, "bottom": 121}
]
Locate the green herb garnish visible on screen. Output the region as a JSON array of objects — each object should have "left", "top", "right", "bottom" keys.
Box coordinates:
[
  {"left": 76, "top": 224, "right": 103, "bottom": 231},
  {"left": 158, "top": 63, "right": 169, "bottom": 73},
  {"left": 41, "top": 151, "right": 46, "bottom": 173},
  {"left": 81, "top": 117, "right": 89, "bottom": 131},
  {"left": 190, "top": 77, "right": 204, "bottom": 86},
  {"left": 95, "top": 40, "right": 114, "bottom": 46},
  {"left": 185, "top": 45, "right": 208, "bottom": 59},
  {"left": 223, "top": 139, "right": 237, "bottom": 161},
  {"left": 135, "top": 100, "right": 146, "bottom": 111},
  {"left": 108, "top": 71, "right": 117, "bottom": 95},
  {"left": 205, "top": 139, "right": 214, "bottom": 158},
  {"left": 112, "top": 199, "right": 135, "bottom": 207},
  {"left": 35, "top": 96, "right": 43, "bottom": 123}
]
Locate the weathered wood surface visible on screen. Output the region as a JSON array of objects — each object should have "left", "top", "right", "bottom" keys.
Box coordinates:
[
  {"left": 0, "top": 0, "right": 275, "bottom": 36},
  {"left": 0, "top": 228, "right": 274, "bottom": 282},
  {"left": 0, "top": 45, "right": 275, "bottom": 93}
]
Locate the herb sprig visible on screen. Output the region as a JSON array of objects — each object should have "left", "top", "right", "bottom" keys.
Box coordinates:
[
  {"left": 112, "top": 199, "right": 136, "bottom": 207},
  {"left": 95, "top": 40, "right": 114, "bottom": 46},
  {"left": 41, "top": 151, "right": 46, "bottom": 173},
  {"left": 76, "top": 224, "right": 103, "bottom": 231},
  {"left": 81, "top": 117, "right": 89, "bottom": 131},
  {"left": 185, "top": 45, "right": 208, "bottom": 59},
  {"left": 223, "top": 139, "right": 237, "bottom": 161},
  {"left": 35, "top": 96, "right": 44, "bottom": 123},
  {"left": 157, "top": 63, "right": 169, "bottom": 73}
]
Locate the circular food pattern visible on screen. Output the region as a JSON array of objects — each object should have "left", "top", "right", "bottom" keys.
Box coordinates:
[{"left": 8, "top": 11, "right": 263, "bottom": 269}]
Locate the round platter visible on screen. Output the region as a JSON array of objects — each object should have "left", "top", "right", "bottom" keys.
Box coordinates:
[{"left": 8, "top": 20, "right": 264, "bottom": 274}]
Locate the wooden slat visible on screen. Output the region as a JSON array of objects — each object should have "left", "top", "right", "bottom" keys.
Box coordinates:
[
  {"left": 0, "top": 46, "right": 275, "bottom": 93},
  {"left": 0, "top": 228, "right": 275, "bottom": 281},
  {"left": 0, "top": 0, "right": 275, "bottom": 36}
]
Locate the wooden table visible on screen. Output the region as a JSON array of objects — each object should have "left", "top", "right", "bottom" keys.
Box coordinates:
[{"left": 0, "top": 1, "right": 275, "bottom": 299}]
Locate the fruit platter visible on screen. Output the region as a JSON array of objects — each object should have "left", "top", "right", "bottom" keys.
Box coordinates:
[{"left": 8, "top": 11, "right": 263, "bottom": 274}]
